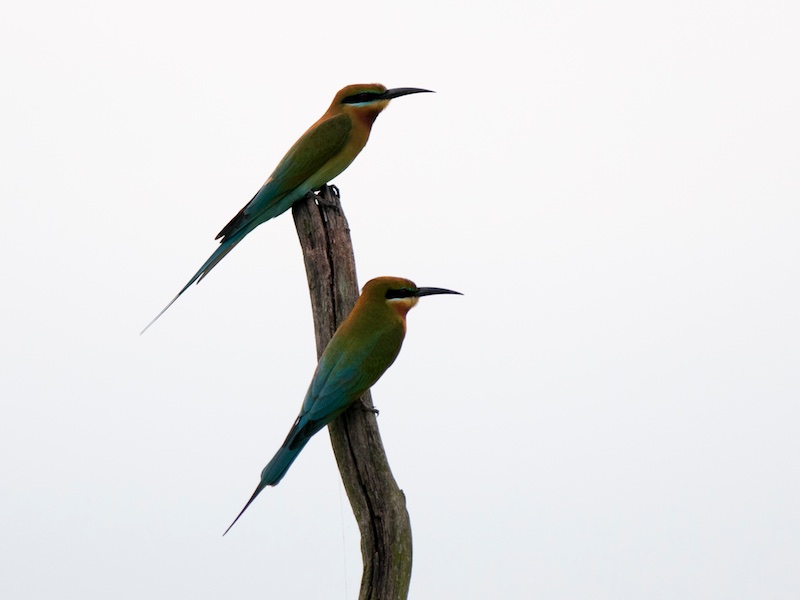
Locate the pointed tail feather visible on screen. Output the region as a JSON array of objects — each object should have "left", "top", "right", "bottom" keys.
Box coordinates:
[
  {"left": 223, "top": 481, "right": 266, "bottom": 536},
  {"left": 140, "top": 230, "right": 252, "bottom": 334},
  {"left": 222, "top": 440, "right": 310, "bottom": 535}
]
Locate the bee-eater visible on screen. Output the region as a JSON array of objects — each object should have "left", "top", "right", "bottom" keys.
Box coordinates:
[
  {"left": 223, "top": 276, "right": 461, "bottom": 535},
  {"left": 142, "top": 84, "right": 433, "bottom": 333}
]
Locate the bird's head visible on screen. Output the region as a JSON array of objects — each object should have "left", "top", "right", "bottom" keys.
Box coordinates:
[
  {"left": 360, "top": 276, "right": 461, "bottom": 318},
  {"left": 330, "top": 84, "right": 434, "bottom": 125}
]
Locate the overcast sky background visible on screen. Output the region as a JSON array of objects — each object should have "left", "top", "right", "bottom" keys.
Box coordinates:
[{"left": 2, "top": 1, "right": 799, "bottom": 598}]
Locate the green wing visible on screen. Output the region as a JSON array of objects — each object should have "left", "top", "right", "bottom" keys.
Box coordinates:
[
  {"left": 304, "top": 323, "right": 404, "bottom": 422},
  {"left": 267, "top": 113, "right": 353, "bottom": 195},
  {"left": 216, "top": 113, "right": 352, "bottom": 241}
]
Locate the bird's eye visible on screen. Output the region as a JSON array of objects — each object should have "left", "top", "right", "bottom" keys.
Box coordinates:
[
  {"left": 385, "top": 288, "right": 416, "bottom": 299},
  {"left": 342, "top": 92, "right": 379, "bottom": 104}
]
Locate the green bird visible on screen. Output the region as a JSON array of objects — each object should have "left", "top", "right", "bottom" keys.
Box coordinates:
[
  {"left": 223, "top": 276, "right": 460, "bottom": 534},
  {"left": 142, "top": 84, "right": 433, "bottom": 333}
]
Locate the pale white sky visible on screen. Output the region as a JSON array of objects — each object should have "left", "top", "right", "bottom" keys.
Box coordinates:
[{"left": 2, "top": 1, "right": 799, "bottom": 598}]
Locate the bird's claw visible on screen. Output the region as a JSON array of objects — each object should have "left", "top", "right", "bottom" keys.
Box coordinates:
[
  {"left": 314, "top": 185, "right": 340, "bottom": 208},
  {"left": 360, "top": 398, "right": 379, "bottom": 416}
]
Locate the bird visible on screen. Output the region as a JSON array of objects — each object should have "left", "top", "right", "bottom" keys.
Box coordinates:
[
  {"left": 223, "top": 276, "right": 461, "bottom": 535},
  {"left": 141, "top": 84, "right": 433, "bottom": 333}
]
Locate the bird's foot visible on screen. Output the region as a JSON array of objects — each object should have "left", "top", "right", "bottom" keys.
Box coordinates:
[
  {"left": 359, "top": 398, "right": 379, "bottom": 416},
  {"left": 314, "top": 185, "right": 340, "bottom": 208},
  {"left": 327, "top": 184, "right": 341, "bottom": 200}
]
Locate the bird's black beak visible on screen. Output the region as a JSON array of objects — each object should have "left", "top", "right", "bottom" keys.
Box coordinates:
[
  {"left": 381, "top": 87, "right": 435, "bottom": 100},
  {"left": 416, "top": 287, "right": 462, "bottom": 297}
]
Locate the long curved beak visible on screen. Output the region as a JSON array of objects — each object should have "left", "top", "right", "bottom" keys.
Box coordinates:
[
  {"left": 416, "top": 286, "right": 462, "bottom": 297},
  {"left": 381, "top": 87, "right": 435, "bottom": 100}
]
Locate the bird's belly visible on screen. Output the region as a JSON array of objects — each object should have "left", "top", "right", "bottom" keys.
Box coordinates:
[{"left": 306, "top": 149, "right": 361, "bottom": 190}]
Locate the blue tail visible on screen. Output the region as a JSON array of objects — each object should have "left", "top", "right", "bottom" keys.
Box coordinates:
[
  {"left": 140, "top": 227, "right": 253, "bottom": 334},
  {"left": 222, "top": 438, "right": 310, "bottom": 536},
  {"left": 141, "top": 185, "right": 312, "bottom": 334}
]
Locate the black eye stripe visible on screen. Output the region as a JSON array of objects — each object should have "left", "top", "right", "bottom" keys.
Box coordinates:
[
  {"left": 385, "top": 288, "right": 417, "bottom": 299},
  {"left": 342, "top": 92, "right": 381, "bottom": 104}
]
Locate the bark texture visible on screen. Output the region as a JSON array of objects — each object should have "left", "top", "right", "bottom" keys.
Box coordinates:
[{"left": 291, "top": 185, "right": 412, "bottom": 600}]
